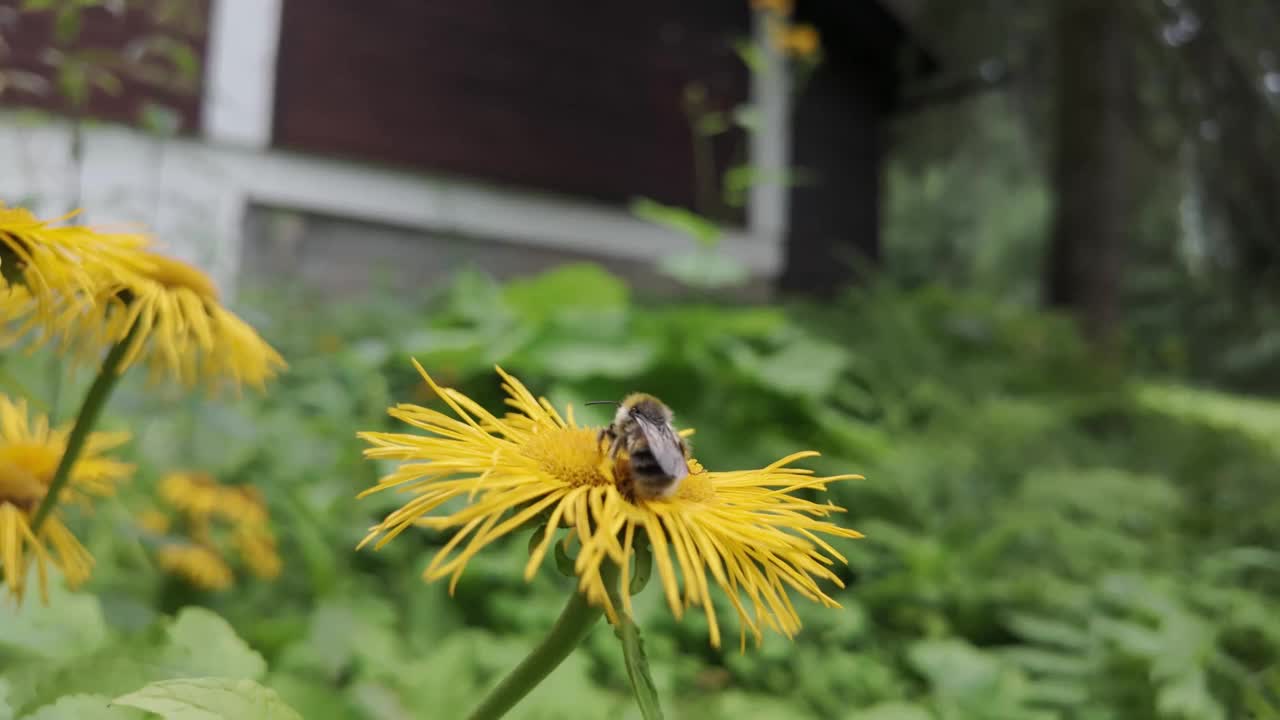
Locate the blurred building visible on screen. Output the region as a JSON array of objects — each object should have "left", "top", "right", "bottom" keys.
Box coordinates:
[{"left": 0, "top": 0, "right": 932, "bottom": 296}]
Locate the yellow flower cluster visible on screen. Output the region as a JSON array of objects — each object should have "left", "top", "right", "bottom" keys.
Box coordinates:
[
  {"left": 0, "top": 395, "right": 133, "bottom": 602},
  {"left": 359, "top": 363, "right": 863, "bottom": 649},
  {"left": 0, "top": 203, "right": 285, "bottom": 392},
  {"left": 750, "top": 0, "right": 821, "bottom": 60},
  {"left": 0, "top": 201, "right": 285, "bottom": 601},
  {"left": 139, "top": 471, "right": 282, "bottom": 591}
]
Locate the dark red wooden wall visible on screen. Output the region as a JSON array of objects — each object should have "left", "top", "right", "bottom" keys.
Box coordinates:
[
  {"left": 0, "top": 1, "right": 209, "bottom": 132},
  {"left": 272, "top": 1, "right": 751, "bottom": 210}
]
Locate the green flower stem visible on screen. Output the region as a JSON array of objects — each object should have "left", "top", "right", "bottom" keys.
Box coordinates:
[
  {"left": 604, "top": 556, "right": 665, "bottom": 720},
  {"left": 30, "top": 321, "right": 137, "bottom": 531},
  {"left": 465, "top": 563, "right": 620, "bottom": 720}
]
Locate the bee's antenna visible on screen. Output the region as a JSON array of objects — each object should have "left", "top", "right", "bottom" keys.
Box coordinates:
[{"left": 584, "top": 400, "right": 620, "bottom": 407}]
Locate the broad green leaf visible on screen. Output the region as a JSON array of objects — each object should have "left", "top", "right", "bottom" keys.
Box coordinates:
[
  {"left": 22, "top": 694, "right": 143, "bottom": 720},
  {"left": 521, "top": 338, "right": 658, "bottom": 380},
  {"left": 503, "top": 264, "right": 628, "bottom": 323},
  {"left": 730, "top": 336, "right": 848, "bottom": 398},
  {"left": 907, "top": 639, "right": 1003, "bottom": 699},
  {"left": 159, "top": 609, "right": 267, "bottom": 680},
  {"left": 0, "top": 574, "right": 107, "bottom": 661},
  {"left": 0, "top": 680, "right": 11, "bottom": 720},
  {"left": 113, "top": 678, "right": 302, "bottom": 720}
]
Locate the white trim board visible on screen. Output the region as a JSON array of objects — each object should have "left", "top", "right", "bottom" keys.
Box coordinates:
[{"left": 1, "top": 119, "right": 785, "bottom": 297}]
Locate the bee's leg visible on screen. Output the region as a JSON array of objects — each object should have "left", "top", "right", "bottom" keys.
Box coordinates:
[{"left": 598, "top": 427, "right": 619, "bottom": 456}]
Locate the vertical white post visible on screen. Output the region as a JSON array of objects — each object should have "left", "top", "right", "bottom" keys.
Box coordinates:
[
  {"left": 748, "top": 10, "right": 792, "bottom": 245},
  {"left": 201, "top": 0, "right": 284, "bottom": 149}
]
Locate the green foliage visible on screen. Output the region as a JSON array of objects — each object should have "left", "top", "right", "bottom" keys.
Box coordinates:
[
  {"left": 4, "top": 265, "right": 1279, "bottom": 718},
  {"left": 114, "top": 678, "right": 301, "bottom": 720}
]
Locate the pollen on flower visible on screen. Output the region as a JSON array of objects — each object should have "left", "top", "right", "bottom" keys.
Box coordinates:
[{"left": 521, "top": 427, "right": 609, "bottom": 488}]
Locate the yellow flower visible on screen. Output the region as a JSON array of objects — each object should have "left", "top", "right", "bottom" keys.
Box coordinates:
[
  {"left": 772, "top": 23, "right": 821, "bottom": 59},
  {"left": 0, "top": 203, "right": 151, "bottom": 346},
  {"left": 159, "top": 471, "right": 223, "bottom": 520},
  {"left": 357, "top": 362, "right": 863, "bottom": 649},
  {"left": 149, "top": 470, "right": 280, "bottom": 586},
  {"left": 136, "top": 509, "right": 171, "bottom": 535},
  {"left": 750, "top": 0, "right": 794, "bottom": 16},
  {"left": 0, "top": 395, "right": 133, "bottom": 602},
  {"left": 233, "top": 524, "right": 281, "bottom": 580},
  {"left": 157, "top": 544, "right": 233, "bottom": 591},
  {"left": 63, "top": 251, "right": 286, "bottom": 392}
]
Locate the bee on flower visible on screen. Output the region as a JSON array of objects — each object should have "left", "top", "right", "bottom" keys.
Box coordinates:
[{"left": 357, "top": 362, "right": 863, "bottom": 649}]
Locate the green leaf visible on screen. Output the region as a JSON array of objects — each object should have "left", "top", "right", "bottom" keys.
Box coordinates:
[
  {"left": 695, "top": 112, "right": 730, "bottom": 136},
  {"left": 907, "top": 639, "right": 1003, "bottom": 699},
  {"left": 843, "top": 702, "right": 934, "bottom": 720},
  {"left": 554, "top": 539, "right": 577, "bottom": 578},
  {"left": 1004, "top": 612, "right": 1090, "bottom": 650},
  {"left": 22, "top": 694, "right": 143, "bottom": 720},
  {"left": 159, "top": 608, "right": 267, "bottom": 680},
  {"left": 731, "top": 38, "right": 764, "bottom": 73},
  {"left": 730, "top": 336, "right": 848, "bottom": 398},
  {"left": 630, "top": 537, "right": 652, "bottom": 595},
  {"left": 56, "top": 62, "right": 89, "bottom": 108},
  {"left": 139, "top": 102, "right": 182, "bottom": 136},
  {"left": 521, "top": 337, "right": 658, "bottom": 380},
  {"left": 502, "top": 263, "right": 629, "bottom": 323},
  {"left": 163, "top": 41, "right": 199, "bottom": 82},
  {"left": 614, "top": 614, "right": 664, "bottom": 720},
  {"left": 656, "top": 250, "right": 749, "bottom": 290},
  {"left": 22, "top": 0, "right": 57, "bottom": 11},
  {"left": 53, "top": 7, "right": 82, "bottom": 44},
  {"left": 629, "top": 198, "right": 722, "bottom": 248},
  {"left": 0, "top": 574, "right": 108, "bottom": 661},
  {"left": 113, "top": 678, "right": 302, "bottom": 720}
]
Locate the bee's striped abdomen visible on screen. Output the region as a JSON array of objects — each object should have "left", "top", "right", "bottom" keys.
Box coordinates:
[{"left": 628, "top": 447, "right": 662, "bottom": 477}]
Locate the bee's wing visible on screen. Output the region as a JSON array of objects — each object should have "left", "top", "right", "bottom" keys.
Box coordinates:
[{"left": 634, "top": 415, "right": 689, "bottom": 480}]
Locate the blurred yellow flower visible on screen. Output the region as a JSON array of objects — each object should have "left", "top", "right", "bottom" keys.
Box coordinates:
[
  {"left": 750, "top": 0, "right": 794, "bottom": 16},
  {"left": 0, "top": 395, "right": 132, "bottom": 602},
  {"left": 234, "top": 525, "right": 282, "bottom": 580},
  {"left": 772, "top": 23, "right": 821, "bottom": 59},
  {"left": 147, "top": 470, "right": 281, "bottom": 589},
  {"left": 157, "top": 544, "right": 233, "bottom": 591},
  {"left": 0, "top": 203, "right": 150, "bottom": 346},
  {"left": 136, "top": 509, "right": 171, "bottom": 535},
  {"left": 358, "top": 363, "right": 863, "bottom": 649},
  {"left": 62, "top": 251, "right": 286, "bottom": 392}
]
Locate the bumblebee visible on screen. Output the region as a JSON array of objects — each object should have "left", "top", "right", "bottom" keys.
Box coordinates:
[{"left": 589, "top": 393, "right": 689, "bottom": 500}]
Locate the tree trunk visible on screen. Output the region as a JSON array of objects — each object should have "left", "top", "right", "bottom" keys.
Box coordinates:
[{"left": 1043, "top": 0, "right": 1133, "bottom": 345}]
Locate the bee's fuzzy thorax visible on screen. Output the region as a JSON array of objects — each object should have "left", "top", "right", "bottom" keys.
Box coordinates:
[{"left": 620, "top": 393, "right": 674, "bottom": 423}]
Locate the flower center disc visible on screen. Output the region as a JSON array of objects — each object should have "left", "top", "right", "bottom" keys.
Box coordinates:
[{"left": 521, "top": 427, "right": 609, "bottom": 488}]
